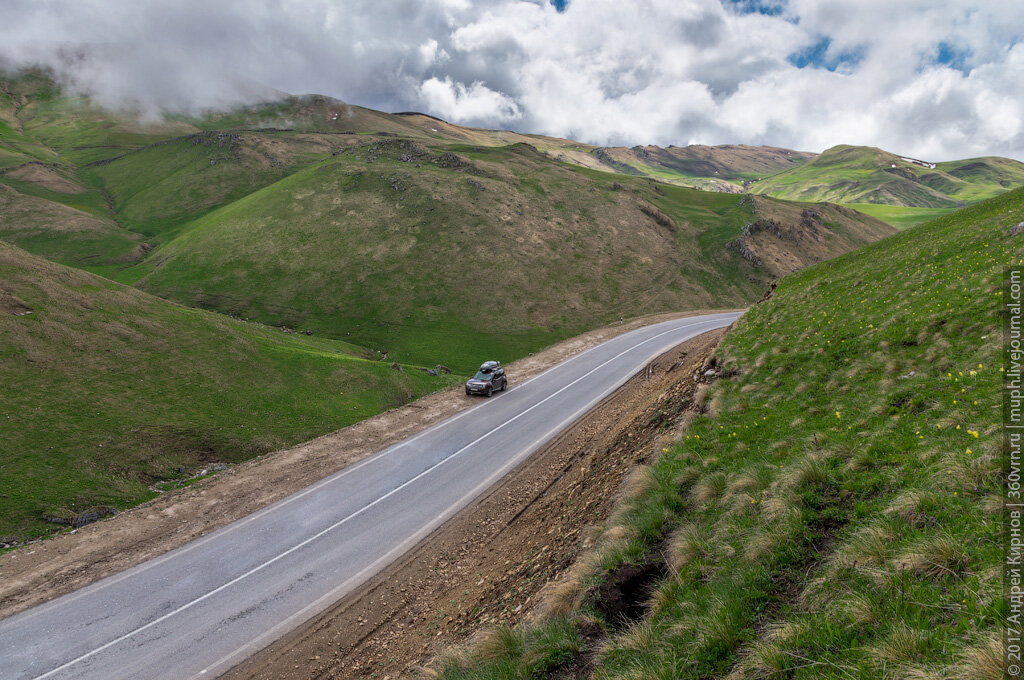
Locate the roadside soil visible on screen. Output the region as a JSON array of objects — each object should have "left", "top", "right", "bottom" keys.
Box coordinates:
[
  {"left": 222, "top": 327, "right": 728, "bottom": 680},
  {"left": 0, "top": 310, "right": 736, "bottom": 620}
]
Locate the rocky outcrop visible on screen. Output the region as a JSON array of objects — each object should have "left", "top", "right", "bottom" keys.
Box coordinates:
[
  {"left": 639, "top": 201, "right": 676, "bottom": 232},
  {"left": 725, "top": 238, "right": 763, "bottom": 267}
]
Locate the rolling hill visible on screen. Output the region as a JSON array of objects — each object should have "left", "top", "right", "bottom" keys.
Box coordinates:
[
  {"left": 0, "top": 69, "right": 895, "bottom": 372},
  {"left": 4, "top": 67, "right": 1022, "bottom": 247},
  {"left": 0, "top": 239, "right": 459, "bottom": 540},
  {"left": 572, "top": 143, "right": 1024, "bottom": 228},
  {"left": 749, "top": 144, "right": 1024, "bottom": 207},
  {"left": 125, "top": 139, "right": 891, "bottom": 370}
]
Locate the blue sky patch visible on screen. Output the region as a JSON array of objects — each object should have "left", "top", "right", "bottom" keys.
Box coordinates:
[
  {"left": 722, "top": 0, "right": 786, "bottom": 16},
  {"left": 550, "top": 0, "right": 569, "bottom": 12},
  {"left": 935, "top": 41, "right": 972, "bottom": 73},
  {"left": 788, "top": 36, "right": 864, "bottom": 72}
]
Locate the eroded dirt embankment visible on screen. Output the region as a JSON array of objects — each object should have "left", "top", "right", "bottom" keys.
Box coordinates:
[
  {"left": 223, "top": 328, "right": 727, "bottom": 680},
  {"left": 0, "top": 311, "right": 735, "bottom": 620}
]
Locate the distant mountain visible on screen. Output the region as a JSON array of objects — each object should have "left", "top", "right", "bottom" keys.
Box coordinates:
[
  {"left": 747, "top": 144, "right": 1024, "bottom": 208},
  {"left": 585, "top": 144, "right": 816, "bottom": 192}
]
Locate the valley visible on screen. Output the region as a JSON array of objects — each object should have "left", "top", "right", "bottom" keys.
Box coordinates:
[
  {"left": 0, "top": 70, "right": 905, "bottom": 544},
  {"left": 0, "top": 63, "right": 1019, "bottom": 680}
]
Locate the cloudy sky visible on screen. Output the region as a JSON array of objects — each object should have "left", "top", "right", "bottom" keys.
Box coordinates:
[{"left": 3, "top": 0, "right": 1023, "bottom": 160}]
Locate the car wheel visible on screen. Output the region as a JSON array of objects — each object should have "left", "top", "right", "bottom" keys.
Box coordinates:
[
  {"left": 501, "top": 378, "right": 507, "bottom": 391},
  {"left": 486, "top": 386, "right": 493, "bottom": 397},
  {"left": 466, "top": 389, "right": 471, "bottom": 396}
]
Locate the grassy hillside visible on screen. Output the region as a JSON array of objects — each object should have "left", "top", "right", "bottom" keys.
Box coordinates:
[
  {"left": 0, "top": 69, "right": 895, "bottom": 372},
  {"left": 0, "top": 182, "right": 143, "bottom": 268},
  {"left": 127, "top": 139, "right": 890, "bottom": 372},
  {"left": 844, "top": 202, "right": 955, "bottom": 229},
  {"left": 435, "top": 186, "right": 1018, "bottom": 679},
  {"left": 0, "top": 240, "right": 459, "bottom": 541},
  {"left": 750, "top": 144, "right": 1024, "bottom": 214},
  {"left": 589, "top": 144, "right": 815, "bottom": 191},
  {"left": 0, "top": 71, "right": 156, "bottom": 268},
  {"left": 82, "top": 130, "right": 348, "bottom": 240},
  {"left": 517, "top": 141, "right": 1023, "bottom": 228}
]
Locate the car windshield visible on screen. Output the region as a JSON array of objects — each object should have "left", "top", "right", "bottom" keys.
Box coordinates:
[{"left": 472, "top": 370, "right": 493, "bottom": 381}]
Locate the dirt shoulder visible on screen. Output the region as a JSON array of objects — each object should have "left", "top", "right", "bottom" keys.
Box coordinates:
[
  {"left": 0, "top": 310, "right": 737, "bottom": 620},
  {"left": 222, "top": 327, "right": 728, "bottom": 680}
]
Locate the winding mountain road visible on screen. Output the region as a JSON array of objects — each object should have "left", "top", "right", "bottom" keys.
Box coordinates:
[{"left": 0, "top": 312, "right": 740, "bottom": 680}]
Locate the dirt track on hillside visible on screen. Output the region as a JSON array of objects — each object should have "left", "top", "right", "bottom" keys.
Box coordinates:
[
  {"left": 0, "top": 310, "right": 736, "bottom": 621},
  {"left": 222, "top": 328, "right": 727, "bottom": 680}
]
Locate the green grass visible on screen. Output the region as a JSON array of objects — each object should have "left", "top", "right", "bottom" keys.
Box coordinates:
[
  {"left": 436, "top": 617, "right": 585, "bottom": 680},
  {"left": 436, "top": 186, "right": 1019, "bottom": 680},
  {"left": 0, "top": 183, "right": 142, "bottom": 268},
  {"left": 82, "top": 131, "right": 341, "bottom": 240},
  {"left": 124, "top": 142, "right": 621, "bottom": 371},
  {"left": 16, "top": 95, "right": 192, "bottom": 166},
  {"left": 0, "top": 241, "right": 461, "bottom": 541},
  {"left": 847, "top": 202, "right": 955, "bottom": 229},
  {"left": 0, "top": 171, "right": 108, "bottom": 216},
  {"left": 937, "top": 156, "right": 1024, "bottom": 200}
]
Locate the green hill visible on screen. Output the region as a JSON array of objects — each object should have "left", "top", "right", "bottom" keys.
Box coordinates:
[
  {"left": 0, "top": 240, "right": 458, "bottom": 541},
  {"left": 527, "top": 142, "right": 1024, "bottom": 230},
  {"left": 0, "top": 69, "right": 894, "bottom": 372},
  {"left": 750, "top": 144, "right": 1024, "bottom": 210},
  {"left": 435, "top": 186, "right": 1018, "bottom": 680},
  {"left": 543, "top": 142, "right": 1024, "bottom": 229},
  {"left": 0, "top": 70, "right": 160, "bottom": 268},
  {"left": 127, "top": 139, "right": 891, "bottom": 371},
  {"left": 81, "top": 130, "right": 343, "bottom": 240}
]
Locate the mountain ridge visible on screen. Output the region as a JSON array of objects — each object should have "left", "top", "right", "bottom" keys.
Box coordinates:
[{"left": 0, "top": 69, "right": 895, "bottom": 370}]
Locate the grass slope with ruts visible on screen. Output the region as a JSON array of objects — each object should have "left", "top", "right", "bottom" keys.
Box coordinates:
[
  {"left": 0, "top": 240, "right": 460, "bottom": 541},
  {"left": 433, "top": 184, "right": 1018, "bottom": 680}
]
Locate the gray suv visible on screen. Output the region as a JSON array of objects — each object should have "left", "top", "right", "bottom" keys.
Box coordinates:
[{"left": 465, "top": 361, "right": 507, "bottom": 397}]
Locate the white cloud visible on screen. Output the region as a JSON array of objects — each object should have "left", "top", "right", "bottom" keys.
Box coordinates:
[
  {"left": 418, "top": 39, "right": 449, "bottom": 66},
  {"left": 1, "top": 0, "right": 1022, "bottom": 160},
  {"left": 419, "top": 76, "right": 521, "bottom": 123}
]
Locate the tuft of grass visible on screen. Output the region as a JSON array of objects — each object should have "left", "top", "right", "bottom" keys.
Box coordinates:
[
  {"left": 894, "top": 534, "right": 970, "bottom": 580},
  {"left": 432, "top": 616, "right": 584, "bottom": 680},
  {"left": 667, "top": 523, "right": 711, "bottom": 569}
]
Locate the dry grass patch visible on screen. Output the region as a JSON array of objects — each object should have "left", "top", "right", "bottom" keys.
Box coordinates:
[
  {"left": 893, "top": 534, "right": 969, "bottom": 580},
  {"left": 667, "top": 523, "right": 711, "bottom": 569},
  {"left": 958, "top": 634, "right": 1004, "bottom": 680},
  {"left": 689, "top": 471, "right": 729, "bottom": 506},
  {"left": 867, "top": 623, "right": 929, "bottom": 668}
]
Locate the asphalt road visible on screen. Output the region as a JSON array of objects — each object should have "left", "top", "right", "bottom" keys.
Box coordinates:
[{"left": 0, "top": 312, "right": 740, "bottom": 680}]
